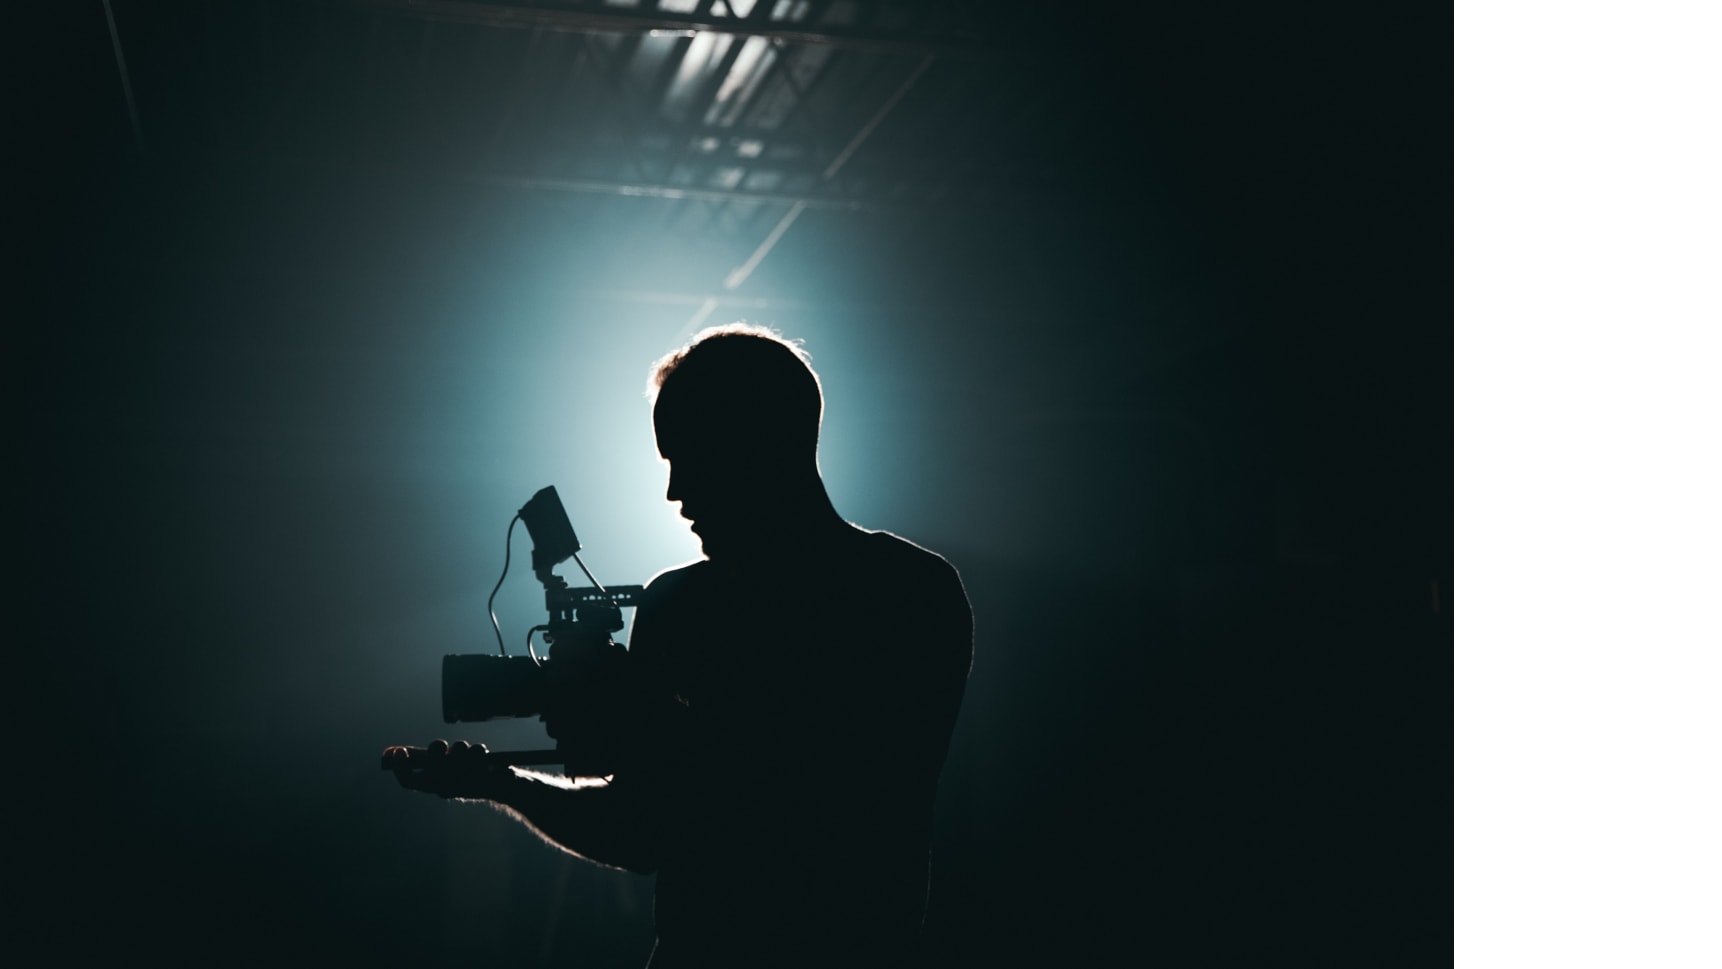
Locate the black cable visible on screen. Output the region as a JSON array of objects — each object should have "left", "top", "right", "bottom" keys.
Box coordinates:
[{"left": 489, "top": 513, "right": 521, "bottom": 656}]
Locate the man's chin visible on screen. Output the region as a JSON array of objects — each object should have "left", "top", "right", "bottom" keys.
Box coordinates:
[
  {"left": 693, "top": 526, "right": 747, "bottom": 561},
  {"left": 692, "top": 526, "right": 720, "bottom": 559}
]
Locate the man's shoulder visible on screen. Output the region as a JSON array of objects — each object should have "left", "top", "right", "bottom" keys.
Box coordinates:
[
  {"left": 851, "top": 529, "right": 972, "bottom": 672},
  {"left": 855, "top": 526, "right": 944, "bottom": 562},
  {"left": 631, "top": 561, "right": 716, "bottom": 653},
  {"left": 642, "top": 559, "right": 714, "bottom": 602},
  {"left": 851, "top": 527, "right": 966, "bottom": 592},
  {"left": 638, "top": 529, "right": 965, "bottom": 602}
]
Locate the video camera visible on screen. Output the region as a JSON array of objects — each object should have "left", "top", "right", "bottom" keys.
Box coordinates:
[{"left": 390, "top": 485, "right": 645, "bottom": 774}]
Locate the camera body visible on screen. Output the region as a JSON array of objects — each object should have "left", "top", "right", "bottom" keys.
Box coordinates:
[{"left": 441, "top": 584, "right": 646, "bottom": 723}]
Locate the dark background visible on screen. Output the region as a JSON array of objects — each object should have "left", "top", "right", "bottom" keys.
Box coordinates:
[{"left": 23, "top": 2, "right": 1448, "bottom": 965}]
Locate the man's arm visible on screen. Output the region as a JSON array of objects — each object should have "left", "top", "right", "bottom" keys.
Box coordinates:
[
  {"left": 383, "top": 741, "right": 661, "bottom": 874},
  {"left": 487, "top": 767, "right": 661, "bottom": 874}
]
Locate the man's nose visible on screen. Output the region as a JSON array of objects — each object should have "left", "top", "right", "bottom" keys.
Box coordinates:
[
  {"left": 666, "top": 459, "right": 722, "bottom": 506},
  {"left": 665, "top": 463, "right": 689, "bottom": 504}
]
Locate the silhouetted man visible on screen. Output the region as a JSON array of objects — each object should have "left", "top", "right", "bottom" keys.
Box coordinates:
[{"left": 386, "top": 325, "right": 973, "bottom": 969}]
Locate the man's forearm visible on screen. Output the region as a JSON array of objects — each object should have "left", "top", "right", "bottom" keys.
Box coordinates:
[{"left": 478, "top": 767, "right": 660, "bottom": 875}]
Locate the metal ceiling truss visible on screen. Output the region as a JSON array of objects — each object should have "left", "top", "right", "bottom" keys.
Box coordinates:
[
  {"left": 105, "top": 0, "right": 1067, "bottom": 308},
  {"left": 349, "top": 0, "right": 1023, "bottom": 59}
]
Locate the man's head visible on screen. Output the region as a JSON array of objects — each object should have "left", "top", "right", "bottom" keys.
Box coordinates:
[{"left": 648, "top": 324, "right": 826, "bottom": 557}]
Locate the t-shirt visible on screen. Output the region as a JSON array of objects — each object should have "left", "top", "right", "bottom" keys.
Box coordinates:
[{"left": 623, "top": 524, "right": 973, "bottom": 969}]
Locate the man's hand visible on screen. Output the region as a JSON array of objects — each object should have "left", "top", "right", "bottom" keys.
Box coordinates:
[{"left": 382, "top": 739, "right": 511, "bottom": 800}]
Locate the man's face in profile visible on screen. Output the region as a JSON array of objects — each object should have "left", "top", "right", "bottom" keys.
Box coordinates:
[{"left": 658, "top": 428, "right": 783, "bottom": 560}]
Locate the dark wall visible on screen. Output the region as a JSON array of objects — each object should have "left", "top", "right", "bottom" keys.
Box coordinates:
[{"left": 25, "top": 4, "right": 1448, "bottom": 966}]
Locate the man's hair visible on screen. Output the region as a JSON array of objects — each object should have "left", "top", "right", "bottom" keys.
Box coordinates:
[{"left": 648, "top": 323, "right": 824, "bottom": 461}]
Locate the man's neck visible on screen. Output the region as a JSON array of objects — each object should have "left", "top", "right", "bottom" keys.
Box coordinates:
[{"left": 716, "top": 481, "right": 851, "bottom": 565}]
